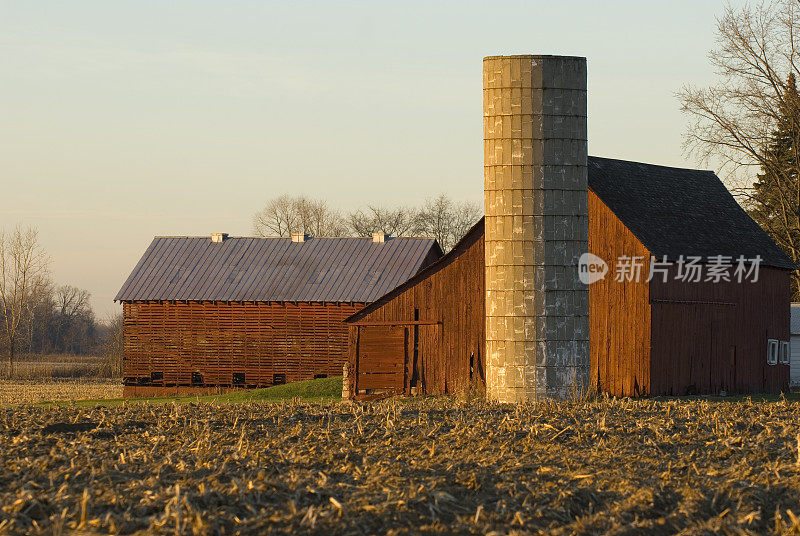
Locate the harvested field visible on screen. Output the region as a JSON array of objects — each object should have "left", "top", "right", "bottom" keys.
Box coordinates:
[
  {"left": 2, "top": 397, "right": 800, "bottom": 535},
  {"left": 1, "top": 354, "right": 121, "bottom": 381},
  {"left": 0, "top": 380, "right": 122, "bottom": 405}
]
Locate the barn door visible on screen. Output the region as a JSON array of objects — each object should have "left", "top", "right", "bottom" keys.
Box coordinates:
[
  {"left": 709, "top": 306, "right": 736, "bottom": 394},
  {"left": 355, "top": 326, "right": 407, "bottom": 397}
]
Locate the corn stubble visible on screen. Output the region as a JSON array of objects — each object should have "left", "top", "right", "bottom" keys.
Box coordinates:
[
  {"left": 1, "top": 397, "right": 800, "bottom": 535},
  {"left": 0, "top": 380, "right": 121, "bottom": 405}
]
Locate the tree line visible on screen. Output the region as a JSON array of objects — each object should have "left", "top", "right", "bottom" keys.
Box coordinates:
[
  {"left": 252, "top": 193, "right": 483, "bottom": 253},
  {"left": 0, "top": 225, "right": 121, "bottom": 377},
  {"left": 678, "top": 0, "right": 800, "bottom": 298}
]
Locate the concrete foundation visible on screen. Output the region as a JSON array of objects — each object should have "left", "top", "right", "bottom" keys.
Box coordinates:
[{"left": 483, "top": 55, "right": 589, "bottom": 402}]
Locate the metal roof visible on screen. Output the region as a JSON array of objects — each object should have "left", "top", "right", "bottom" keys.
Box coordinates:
[{"left": 115, "top": 236, "right": 441, "bottom": 303}]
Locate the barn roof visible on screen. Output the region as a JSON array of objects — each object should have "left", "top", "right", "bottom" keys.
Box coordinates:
[
  {"left": 347, "top": 157, "right": 794, "bottom": 320},
  {"left": 589, "top": 156, "right": 796, "bottom": 270},
  {"left": 115, "top": 236, "right": 442, "bottom": 303}
]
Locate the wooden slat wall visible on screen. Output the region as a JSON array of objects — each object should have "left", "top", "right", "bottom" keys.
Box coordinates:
[
  {"left": 122, "top": 301, "right": 364, "bottom": 388},
  {"left": 348, "top": 232, "right": 485, "bottom": 396},
  {"left": 588, "top": 191, "right": 652, "bottom": 397},
  {"left": 650, "top": 265, "right": 790, "bottom": 395},
  {"left": 355, "top": 326, "right": 406, "bottom": 391}
]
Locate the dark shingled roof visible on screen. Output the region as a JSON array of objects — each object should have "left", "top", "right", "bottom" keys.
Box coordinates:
[
  {"left": 588, "top": 156, "right": 796, "bottom": 270},
  {"left": 115, "top": 236, "right": 442, "bottom": 303},
  {"left": 351, "top": 156, "right": 796, "bottom": 322}
]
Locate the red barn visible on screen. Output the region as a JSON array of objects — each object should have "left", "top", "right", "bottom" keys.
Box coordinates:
[
  {"left": 345, "top": 157, "right": 795, "bottom": 399},
  {"left": 116, "top": 233, "right": 441, "bottom": 396}
]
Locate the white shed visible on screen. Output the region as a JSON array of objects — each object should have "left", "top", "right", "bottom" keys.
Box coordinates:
[{"left": 791, "top": 304, "right": 800, "bottom": 386}]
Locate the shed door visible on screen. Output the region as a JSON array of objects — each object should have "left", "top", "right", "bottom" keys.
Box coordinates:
[{"left": 356, "top": 326, "right": 407, "bottom": 394}]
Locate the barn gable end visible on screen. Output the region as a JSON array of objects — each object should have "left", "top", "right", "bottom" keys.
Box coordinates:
[
  {"left": 588, "top": 191, "right": 652, "bottom": 397},
  {"left": 345, "top": 222, "right": 485, "bottom": 399}
]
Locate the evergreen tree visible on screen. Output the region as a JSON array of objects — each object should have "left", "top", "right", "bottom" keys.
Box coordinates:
[{"left": 750, "top": 73, "right": 800, "bottom": 297}]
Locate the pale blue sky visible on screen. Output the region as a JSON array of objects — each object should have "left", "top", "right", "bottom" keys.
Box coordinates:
[{"left": 1, "top": 1, "right": 738, "bottom": 316}]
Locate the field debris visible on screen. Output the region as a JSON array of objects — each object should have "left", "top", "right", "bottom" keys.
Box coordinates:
[
  {"left": 1, "top": 396, "right": 800, "bottom": 534},
  {"left": 0, "top": 380, "right": 121, "bottom": 405}
]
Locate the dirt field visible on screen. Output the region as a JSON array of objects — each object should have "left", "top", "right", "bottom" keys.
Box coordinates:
[
  {"left": 0, "top": 380, "right": 122, "bottom": 405},
  {"left": 2, "top": 396, "right": 800, "bottom": 535}
]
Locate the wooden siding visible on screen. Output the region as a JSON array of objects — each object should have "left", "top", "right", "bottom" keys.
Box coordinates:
[
  {"left": 122, "top": 301, "right": 364, "bottom": 389},
  {"left": 650, "top": 266, "right": 790, "bottom": 395},
  {"left": 347, "top": 191, "right": 793, "bottom": 398},
  {"left": 347, "top": 231, "right": 485, "bottom": 398},
  {"left": 589, "top": 191, "right": 652, "bottom": 397},
  {"left": 590, "top": 190, "right": 791, "bottom": 396},
  {"left": 354, "top": 326, "right": 406, "bottom": 393}
]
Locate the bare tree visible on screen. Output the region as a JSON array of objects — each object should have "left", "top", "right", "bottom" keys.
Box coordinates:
[
  {"left": 253, "top": 195, "right": 347, "bottom": 237},
  {"left": 101, "top": 312, "right": 124, "bottom": 377},
  {"left": 677, "top": 0, "right": 800, "bottom": 294},
  {"left": 347, "top": 205, "right": 422, "bottom": 237},
  {"left": 450, "top": 198, "right": 484, "bottom": 248},
  {"left": 417, "top": 194, "right": 482, "bottom": 252},
  {"left": 294, "top": 197, "right": 348, "bottom": 237},
  {"left": 53, "top": 285, "right": 94, "bottom": 354},
  {"left": 417, "top": 195, "right": 451, "bottom": 248},
  {"left": 22, "top": 278, "right": 53, "bottom": 354},
  {"left": 253, "top": 194, "right": 482, "bottom": 252},
  {"left": 253, "top": 194, "right": 301, "bottom": 237},
  {"left": 0, "top": 226, "right": 49, "bottom": 377},
  {"left": 55, "top": 285, "right": 91, "bottom": 318}
]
